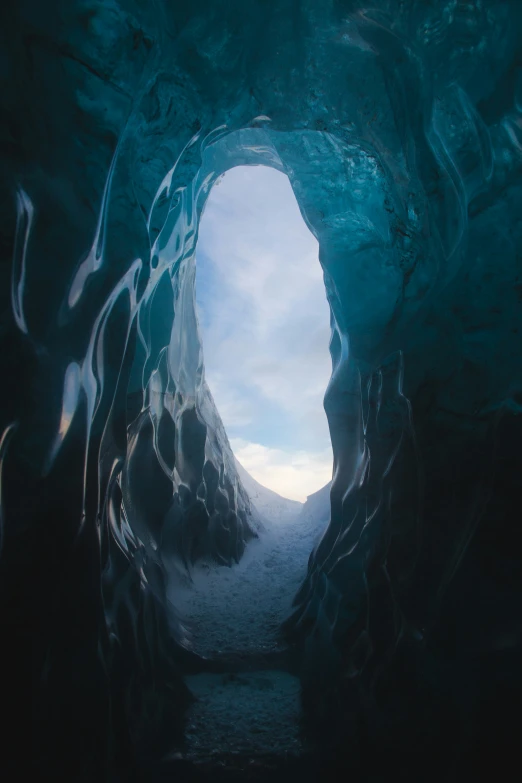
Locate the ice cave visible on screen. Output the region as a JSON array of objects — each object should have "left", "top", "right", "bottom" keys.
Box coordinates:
[{"left": 3, "top": 1, "right": 521, "bottom": 780}]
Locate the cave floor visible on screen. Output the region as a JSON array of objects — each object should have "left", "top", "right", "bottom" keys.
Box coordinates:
[
  {"left": 183, "top": 670, "right": 302, "bottom": 759},
  {"left": 172, "top": 505, "right": 324, "bottom": 659},
  {"left": 150, "top": 750, "right": 329, "bottom": 783},
  {"left": 167, "top": 505, "right": 325, "bottom": 762}
]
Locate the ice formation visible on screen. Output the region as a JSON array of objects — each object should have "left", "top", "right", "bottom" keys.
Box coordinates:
[{"left": 2, "top": 1, "right": 521, "bottom": 780}]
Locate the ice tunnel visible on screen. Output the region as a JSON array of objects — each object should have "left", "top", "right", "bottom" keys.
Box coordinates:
[{"left": 2, "top": 1, "right": 521, "bottom": 780}]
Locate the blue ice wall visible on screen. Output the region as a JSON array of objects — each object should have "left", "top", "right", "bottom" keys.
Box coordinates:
[{"left": 1, "top": 1, "right": 521, "bottom": 778}]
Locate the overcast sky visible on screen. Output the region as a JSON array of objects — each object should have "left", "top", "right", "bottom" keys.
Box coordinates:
[{"left": 195, "top": 165, "right": 333, "bottom": 502}]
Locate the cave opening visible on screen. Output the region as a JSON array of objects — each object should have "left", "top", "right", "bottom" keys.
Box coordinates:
[
  {"left": 195, "top": 164, "right": 333, "bottom": 505},
  {"left": 163, "top": 163, "right": 335, "bottom": 758}
]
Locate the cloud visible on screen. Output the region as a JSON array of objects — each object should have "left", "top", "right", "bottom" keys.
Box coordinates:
[
  {"left": 196, "top": 165, "right": 333, "bottom": 497},
  {"left": 230, "top": 438, "right": 333, "bottom": 503},
  {"left": 204, "top": 369, "right": 256, "bottom": 428}
]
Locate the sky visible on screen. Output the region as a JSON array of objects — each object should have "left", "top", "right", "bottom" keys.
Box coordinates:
[{"left": 195, "top": 165, "right": 333, "bottom": 502}]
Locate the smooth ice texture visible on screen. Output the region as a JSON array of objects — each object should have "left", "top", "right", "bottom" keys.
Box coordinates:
[{"left": 2, "top": 1, "right": 522, "bottom": 779}]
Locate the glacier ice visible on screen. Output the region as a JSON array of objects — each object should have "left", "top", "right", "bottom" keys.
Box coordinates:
[{"left": 1, "top": 0, "right": 521, "bottom": 779}]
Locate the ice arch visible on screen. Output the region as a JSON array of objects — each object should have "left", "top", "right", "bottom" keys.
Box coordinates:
[
  {"left": 2, "top": 1, "right": 521, "bottom": 779},
  {"left": 124, "top": 123, "right": 425, "bottom": 613}
]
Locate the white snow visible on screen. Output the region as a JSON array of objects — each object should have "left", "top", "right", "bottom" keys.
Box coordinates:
[
  {"left": 173, "top": 481, "right": 325, "bottom": 658},
  {"left": 169, "top": 465, "right": 330, "bottom": 759},
  {"left": 234, "top": 458, "right": 303, "bottom": 526}
]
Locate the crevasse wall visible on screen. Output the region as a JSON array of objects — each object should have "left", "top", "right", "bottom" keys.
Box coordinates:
[{"left": 2, "top": 1, "right": 521, "bottom": 778}]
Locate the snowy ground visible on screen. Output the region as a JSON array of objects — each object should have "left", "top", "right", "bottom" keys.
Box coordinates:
[
  {"left": 169, "top": 475, "right": 329, "bottom": 759},
  {"left": 234, "top": 458, "right": 303, "bottom": 527},
  {"left": 173, "top": 502, "right": 325, "bottom": 658},
  {"left": 183, "top": 670, "right": 302, "bottom": 760}
]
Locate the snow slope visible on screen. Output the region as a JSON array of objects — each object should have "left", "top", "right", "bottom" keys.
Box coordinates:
[
  {"left": 171, "top": 468, "right": 331, "bottom": 760},
  {"left": 297, "top": 481, "right": 331, "bottom": 528},
  {"left": 234, "top": 458, "right": 303, "bottom": 524},
  {"left": 172, "top": 472, "right": 331, "bottom": 658}
]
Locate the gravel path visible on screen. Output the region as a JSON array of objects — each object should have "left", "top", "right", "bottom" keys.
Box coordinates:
[
  {"left": 168, "top": 506, "right": 326, "bottom": 759},
  {"left": 172, "top": 509, "right": 325, "bottom": 658}
]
